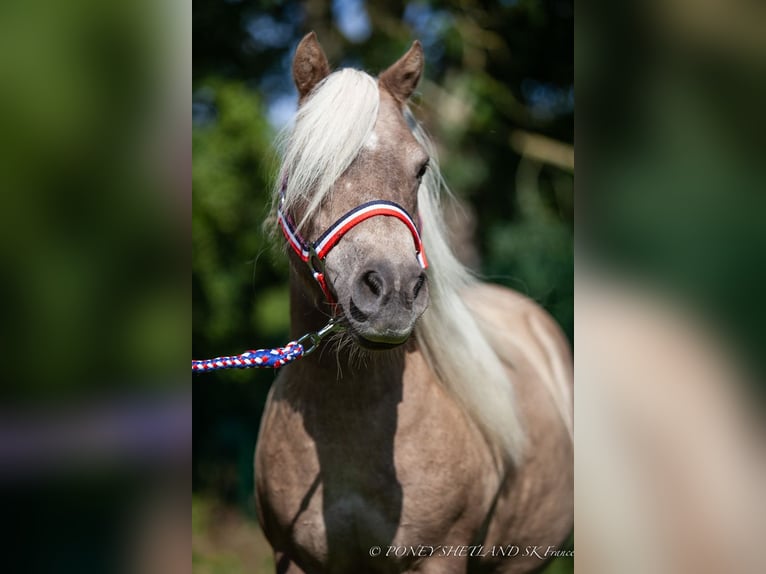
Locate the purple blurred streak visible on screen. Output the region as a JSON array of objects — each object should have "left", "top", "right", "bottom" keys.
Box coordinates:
[{"left": 0, "top": 392, "right": 191, "bottom": 479}]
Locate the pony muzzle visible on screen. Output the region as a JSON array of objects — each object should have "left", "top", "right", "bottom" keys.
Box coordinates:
[{"left": 345, "top": 260, "right": 429, "bottom": 347}]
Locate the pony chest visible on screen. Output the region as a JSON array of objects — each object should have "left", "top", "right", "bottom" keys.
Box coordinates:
[
  {"left": 258, "top": 396, "right": 493, "bottom": 558},
  {"left": 277, "top": 454, "right": 483, "bottom": 567}
]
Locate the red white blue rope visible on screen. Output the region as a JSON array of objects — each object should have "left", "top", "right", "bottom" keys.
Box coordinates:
[
  {"left": 192, "top": 320, "right": 341, "bottom": 373},
  {"left": 192, "top": 341, "right": 305, "bottom": 373}
]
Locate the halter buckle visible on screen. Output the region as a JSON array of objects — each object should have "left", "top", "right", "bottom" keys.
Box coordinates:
[{"left": 296, "top": 320, "right": 343, "bottom": 355}]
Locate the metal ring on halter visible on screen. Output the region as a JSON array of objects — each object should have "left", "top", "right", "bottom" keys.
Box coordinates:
[
  {"left": 297, "top": 320, "right": 343, "bottom": 355},
  {"left": 307, "top": 246, "right": 325, "bottom": 276}
]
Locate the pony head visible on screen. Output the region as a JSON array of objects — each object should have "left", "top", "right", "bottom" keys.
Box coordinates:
[{"left": 278, "top": 33, "right": 431, "bottom": 349}]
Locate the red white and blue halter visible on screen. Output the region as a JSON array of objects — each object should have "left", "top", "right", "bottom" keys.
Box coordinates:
[
  {"left": 192, "top": 185, "right": 428, "bottom": 373},
  {"left": 277, "top": 183, "right": 428, "bottom": 304}
]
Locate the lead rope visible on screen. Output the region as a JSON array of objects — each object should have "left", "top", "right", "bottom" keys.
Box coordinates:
[{"left": 192, "top": 320, "right": 342, "bottom": 373}]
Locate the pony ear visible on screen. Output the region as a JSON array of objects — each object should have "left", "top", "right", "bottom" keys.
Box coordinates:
[
  {"left": 292, "top": 32, "right": 331, "bottom": 101},
  {"left": 379, "top": 41, "right": 424, "bottom": 104}
]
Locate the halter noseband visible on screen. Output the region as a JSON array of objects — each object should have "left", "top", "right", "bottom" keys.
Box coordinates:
[{"left": 277, "top": 184, "right": 428, "bottom": 304}]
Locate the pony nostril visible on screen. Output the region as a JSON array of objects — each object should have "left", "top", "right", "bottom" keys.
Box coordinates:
[
  {"left": 351, "top": 267, "right": 394, "bottom": 317},
  {"left": 363, "top": 271, "right": 383, "bottom": 298},
  {"left": 413, "top": 273, "right": 427, "bottom": 300}
]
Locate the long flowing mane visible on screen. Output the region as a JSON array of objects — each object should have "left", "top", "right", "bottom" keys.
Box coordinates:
[{"left": 273, "top": 68, "right": 530, "bottom": 466}]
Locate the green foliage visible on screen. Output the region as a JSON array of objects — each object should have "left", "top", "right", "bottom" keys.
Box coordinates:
[
  {"left": 0, "top": 0, "right": 186, "bottom": 398},
  {"left": 193, "top": 81, "right": 288, "bottom": 350}
]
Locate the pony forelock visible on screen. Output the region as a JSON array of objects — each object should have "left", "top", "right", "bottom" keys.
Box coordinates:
[{"left": 275, "top": 69, "right": 379, "bottom": 231}]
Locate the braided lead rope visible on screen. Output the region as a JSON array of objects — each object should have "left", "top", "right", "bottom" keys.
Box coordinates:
[
  {"left": 192, "top": 320, "right": 342, "bottom": 374},
  {"left": 192, "top": 341, "right": 305, "bottom": 373}
]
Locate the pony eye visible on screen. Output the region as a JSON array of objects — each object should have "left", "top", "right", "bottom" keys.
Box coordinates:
[{"left": 416, "top": 159, "right": 430, "bottom": 180}]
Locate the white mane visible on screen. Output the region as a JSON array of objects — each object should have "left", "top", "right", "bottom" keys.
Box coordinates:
[
  {"left": 274, "top": 69, "right": 528, "bottom": 466},
  {"left": 276, "top": 69, "right": 379, "bottom": 231}
]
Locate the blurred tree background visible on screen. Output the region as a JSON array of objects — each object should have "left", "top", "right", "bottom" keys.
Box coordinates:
[{"left": 192, "top": 1, "right": 573, "bottom": 572}]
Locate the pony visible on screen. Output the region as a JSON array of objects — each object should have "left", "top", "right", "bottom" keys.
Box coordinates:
[{"left": 255, "top": 32, "right": 573, "bottom": 574}]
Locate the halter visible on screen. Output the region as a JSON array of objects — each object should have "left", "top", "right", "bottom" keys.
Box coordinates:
[{"left": 277, "top": 183, "right": 428, "bottom": 304}]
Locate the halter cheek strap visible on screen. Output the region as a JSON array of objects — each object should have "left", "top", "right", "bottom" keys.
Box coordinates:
[{"left": 277, "top": 194, "right": 428, "bottom": 304}]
